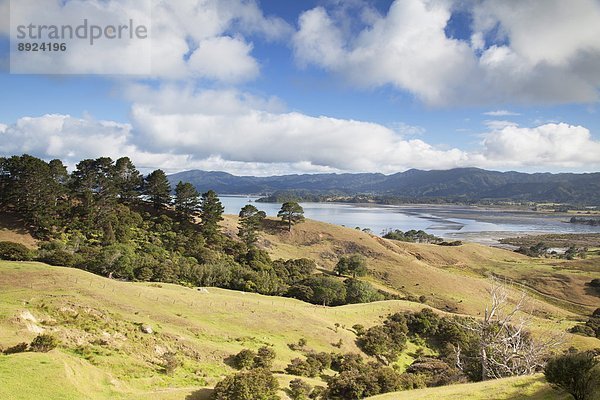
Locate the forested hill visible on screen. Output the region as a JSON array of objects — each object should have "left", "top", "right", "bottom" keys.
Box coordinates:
[{"left": 168, "top": 168, "right": 600, "bottom": 204}]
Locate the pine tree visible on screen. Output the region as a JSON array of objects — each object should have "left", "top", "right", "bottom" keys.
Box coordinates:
[
  {"left": 1, "top": 155, "right": 65, "bottom": 236},
  {"left": 174, "top": 181, "right": 200, "bottom": 221},
  {"left": 277, "top": 202, "right": 305, "bottom": 231},
  {"left": 114, "top": 157, "right": 142, "bottom": 204},
  {"left": 144, "top": 169, "right": 171, "bottom": 210},
  {"left": 238, "top": 204, "right": 266, "bottom": 247},
  {"left": 199, "top": 190, "right": 224, "bottom": 244}
]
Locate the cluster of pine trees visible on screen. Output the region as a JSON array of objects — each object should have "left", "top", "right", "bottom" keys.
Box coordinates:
[{"left": 0, "top": 154, "right": 383, "bottom": 306}]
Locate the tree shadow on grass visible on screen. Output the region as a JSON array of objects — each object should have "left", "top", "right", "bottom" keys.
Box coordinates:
[
  {"left": 260, "top": 218, "right": 286, "bottom": 235},
  {"left": 185, "top": 388, "right": 213, "bottom": 400}
]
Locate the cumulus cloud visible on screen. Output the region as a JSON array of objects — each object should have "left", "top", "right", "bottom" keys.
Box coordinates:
[
  {"left": 480, "top": 123, "right": 600, "bottom": 168},
  {"left": 292, "top": 0, "right": 600, "bottom": 105},
  {"left": 293, "top": 1, "right": 477, "bottom": 105},
  {"left": 0, "top": 114, "right": 134, "bottom": 165},
  {"left": 6, "top": 0, "right": 290, "bottom": 79},
  {"left": 2, "top": 88, "right": 599, "bottom": 174}
]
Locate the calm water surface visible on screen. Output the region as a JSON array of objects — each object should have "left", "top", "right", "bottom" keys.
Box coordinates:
[{"left": 219, "top": 196, "right": 600, "bottom": 244}]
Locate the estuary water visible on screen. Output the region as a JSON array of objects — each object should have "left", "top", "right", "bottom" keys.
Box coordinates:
[{"left": 219, "top": 196, "right": 600, "bottom": 244}]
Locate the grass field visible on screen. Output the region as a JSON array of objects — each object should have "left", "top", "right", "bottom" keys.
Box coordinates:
[
  {"left": 1, "top": 261, "right": 596, "bottom": 399},
  {"left": 368, "top": 374, "right": 569, "bottom": 400},
  {"left": 0, "top": 261, "right": 439, "bottom": 399}
]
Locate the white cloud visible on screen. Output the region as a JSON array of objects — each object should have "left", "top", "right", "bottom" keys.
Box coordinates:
[
  {"left": 483, "top": 110, "right": 520, "bottom": 117},
  {"left": 0, "top": 114, "right": 133, "bottom": 165},
  {"left": 293, "top": 1, "right": 477, "bottom": 105},
  {"left": 292, "top": 0, "right": 600, "bottom": 105},
  {"left": 7, "top": 0, "right": 291, "bottom": 80},
  {"left": 3, "top": 88, "right": 599, "bottom": 174},
  {"left": 481, "top": 123, "right": 600, "bottom": 168},
  {"left": 483, "top": 120, "right": 519, "bottom": 130},
  {"left": 187, "top": 36, "right": 259, "bottom": 83},
  {"left": 473, "top": 0, "right": 600, "bottom": 67}
]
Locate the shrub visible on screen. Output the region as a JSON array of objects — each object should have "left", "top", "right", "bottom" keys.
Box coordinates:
[
  {"left": 289, "top": 378, "right": 312, "bottom": 400},
  {"left": 398, "top": 373, "right": 428, "bottom": 390},
  {"left": 569, "top": 324, "right": 596, "bottom": 337},
  {"left": 358, "top": 320, "right": 407, "bottom": 363},
  {"left": 326, "top": 364, "right": 402, "bottom": 399},
  {"left": 232, "top": 349, "right": 257, "bottom": 370},
  {"left": 212, "top": 368, "right": 279, "bottom": 400},
  {"left": 406, "top": 357, "right": 466, "bottom": 386},
  {"left": 309, "top": 386, "right": 326, "bottom": 399},
  {"left": 352, "top": 324, "right": 365, "bottom": 336},
  {"left": 288, "top": 338, "right": 307, "bottom": 351},
  {"left": 38, "top": 249, "right": 76, "bottom": 267},
  {"left": 544, "top": 351, "right": 600, "bottom": 400},
  {"left": 331, "top": 353, "right": 364, "bottom": 372},
  {"left": 286, "top": 358, "right": 319, "bottom": 377},
  {"left": 307, "top": 352, "right": 332, "bottom": 371},
  {"left": 29, "top": 334, "right": 58, "bottom": 352},
  {"left": 288, "top": 275, "right": 347, "bottom": 306},
  {"left": 0, "top": 241, "right": 31, "bottom": 261},
  {"left": 344, "top": 279, "right": 384, "bottom": 304},
  {"left": 253, "top": 346, "right": 276, "bottom": 369}
]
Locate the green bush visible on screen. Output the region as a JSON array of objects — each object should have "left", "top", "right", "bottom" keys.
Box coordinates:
[
  {"left": 38, "top": 249, "right": 76, "bottom": 267},
  {"left": 0, "top": 241, "right": 31, "bottom": 261},
  {"left": 544, "top": 351, "right": 600, "bottom": 400},
  {"left": 289, "top": 378, "right": 312, "bottom": 400},
  {"left": 29, "top": 334, "right": 58, "bottom": 352},
  {"left": 232, "top": 349, "right": 257, "bottom": 370},
  {"left": 253, "top": 346, "right": 276, "bottom": 369},
  {"left": 212, "top": 368, "right": 279, "bottom": 400}
]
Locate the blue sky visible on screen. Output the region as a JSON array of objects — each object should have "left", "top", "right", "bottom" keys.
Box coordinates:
[{"left": 1, "top": 0, "right": 599, "bottom": 175}]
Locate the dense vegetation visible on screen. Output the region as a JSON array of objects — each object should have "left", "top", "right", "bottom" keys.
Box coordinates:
[
  {"left": 544, "top": 350, "right": 600, "bottom": 400},
  {"left": 570, "top": 217, "right": 600, "bottom": 226},
  {"left": 570, "top": 308, "right": 600, "bottom": 338},
  {"left": 0, "top": 154, "right": 384, "bottom": 307},
  {"left": 514, "top": 241, "right": 587, "bottom": 259},
  {"left": 211, "top": 306, "right": 562, "bottom": 400},
  {"left": 382, "top": 229, "right": 442, "bottom": 243}
]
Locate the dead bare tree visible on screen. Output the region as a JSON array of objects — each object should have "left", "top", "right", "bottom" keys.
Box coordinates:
[{"left": 456, "top": 276, "right": 563, "bottom": 381}]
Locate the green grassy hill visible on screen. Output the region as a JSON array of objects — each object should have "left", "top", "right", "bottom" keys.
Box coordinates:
[
  {"left": 1, "top": 216, "right": 598, "bottom": 399},
  {"left": 0, "top": 261, "right": 431, "bottom": 399},
  {"left": 223, "top": 215, "right": 599, "bottom": 317},
  {"left": 0, "top": 260, "right": 594, "bottom": 400},
  {"left": 368, "top": 374, "right": 569, "bottom": 400}
]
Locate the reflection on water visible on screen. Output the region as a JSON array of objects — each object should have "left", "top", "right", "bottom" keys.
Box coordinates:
[{"left": 219, "top": 196, "right": 600, "bottom": 243}]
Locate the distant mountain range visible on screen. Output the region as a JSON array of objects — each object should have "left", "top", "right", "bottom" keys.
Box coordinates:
[{"left": 168, "top": 168, "right": 600, "bottom": 205}]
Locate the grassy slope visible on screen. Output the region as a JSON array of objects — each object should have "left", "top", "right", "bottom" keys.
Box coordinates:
[
  {"left": 2, "top": 261, "right": 595, "bottom": 400},
  {"left": 0, "top": 261, "right": 430, "bottom": 399},
  {"left": 368, "top": 374, "right": 569, "bottom": 400},
  {"left": 1, "top": 214, "right": 599, "bottom": 400},
  {"left": 222, "top": 215, "right": 599, "bottom": 317}
]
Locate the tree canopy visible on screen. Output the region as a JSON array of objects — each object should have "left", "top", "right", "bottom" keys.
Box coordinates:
[
  {"left": 144, "top": 169, "right": 171, "bottom": 210},
  {"left": 238, "top": 204, "right": 266, "bottom": 247},
  {"left": 277, "top": 201, "right": 305, "bottom": 231},
  {"left": 200, "top": 190, "right": 224, "bottom": 244},
  {"left": 174, "top": 181, "right": 201, "bottom": 221}
]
